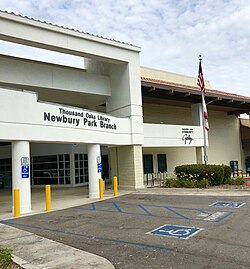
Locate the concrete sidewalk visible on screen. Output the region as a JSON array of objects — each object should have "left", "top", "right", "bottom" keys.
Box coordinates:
[
  {"left": 0, "top": 186, "right": 131, "bottom": 220},
  {"left": 0, "top": 223, "right": 115, "bottom": 269},
  {"left": 136, "top": 186, "right": 250, "bottom": 196}
]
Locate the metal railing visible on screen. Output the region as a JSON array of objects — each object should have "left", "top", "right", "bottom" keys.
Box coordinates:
[{"left": 144, "top": 172, "right": 168, "bottom": 187}]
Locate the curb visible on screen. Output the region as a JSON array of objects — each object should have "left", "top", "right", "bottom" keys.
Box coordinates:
[{"left": 12, "top": 255, "right": 39, "bottom": 269}]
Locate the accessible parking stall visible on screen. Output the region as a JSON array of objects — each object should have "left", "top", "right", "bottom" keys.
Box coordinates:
[{"left": 1, "top": 194, "right": 249, "bottom": 269}]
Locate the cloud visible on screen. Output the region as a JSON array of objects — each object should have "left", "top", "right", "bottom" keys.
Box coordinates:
[{"left": 0, "top": 0, "right": 249, "bottom": 95}]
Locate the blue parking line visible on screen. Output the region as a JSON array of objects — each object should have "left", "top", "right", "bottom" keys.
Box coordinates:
[
  {"left": 78, "top": 207, "right": 181, "bottom": 219},
  {"left": 138, "top": 204, "right": 154, "bottom": 216},
  {"left": 112, "top": 202, "right": 123, "bottom": 213},
  {"left": 164, "top": 206, "right": 190, "bottom": 220},
  {"left": 91, "top": 203, "right": 96, "bottom": 210},
  {"left": 0, "top": 221, "right": 174, "bottom": 252},
  {"left": 78, "top": 201, "right": 233, "bottom": 223}
]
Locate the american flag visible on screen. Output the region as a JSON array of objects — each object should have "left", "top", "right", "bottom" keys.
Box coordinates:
[
  {"left": 197, "top": 60, "right": 205, "bottom": 93},
  {"left": 197, "top": 59, "right": 209, "bottom": 131},
  {"left": 202, "top": 94, "right": 209, "bottom": 131}
]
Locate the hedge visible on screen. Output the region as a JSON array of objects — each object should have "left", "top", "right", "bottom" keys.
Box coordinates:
[{"left": 174, "top": 164, "right": 231, "bottom": 186}]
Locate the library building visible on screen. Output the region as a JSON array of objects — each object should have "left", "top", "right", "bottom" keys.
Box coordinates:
[{"left": 0, "top": 11, "right": 250, "bottom": 214}]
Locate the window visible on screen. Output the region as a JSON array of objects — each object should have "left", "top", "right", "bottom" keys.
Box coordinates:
[
  {"left": 32, "top": 154, "right": 70, "bottom": 185},
  {"left": 157, "top": 154, "right": 167, "bottom": 172},
  {"left": 143, "top": 154, "right": 153, "bottom": 174},
  {"left": 75, "top": 154, "right": 88, "bottom": 184},
  {"left": 0, "top": 158, "right": 12, "bottom": 188}
]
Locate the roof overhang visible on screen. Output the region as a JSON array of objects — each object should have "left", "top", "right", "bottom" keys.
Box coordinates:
[{"left": 141, "top": 77, "right": 250, "bottom": 115}]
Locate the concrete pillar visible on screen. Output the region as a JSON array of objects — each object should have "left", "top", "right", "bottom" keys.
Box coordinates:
[
  {"left": 70, "top": 146, "right": 75, "bottom": 185},
  {"left": 117, "top": 145, "right": 144, "bottom": 190},
  {"left": 192, "top": 103, "right": 203, "bottom": 126},
  {"left": 196, "top": 147, "right": 204, "bottom": 164},
  {"left": 12, "top": 141, "right": 31, "bottom": 214},
  {"left": 88, "top": 144, "right": 101, "bottom": 199},
  {"left": 192, "top": 103, "right": 207, "bottom": 164}
]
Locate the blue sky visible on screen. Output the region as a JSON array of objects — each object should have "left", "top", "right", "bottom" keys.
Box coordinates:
[{"left": 0, "top": 0, "right": 249, "bottom": 96}]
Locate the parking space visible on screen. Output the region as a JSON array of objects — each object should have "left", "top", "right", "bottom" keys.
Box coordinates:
[
  {"left": 78, "top": 200, "right": 233, "bottom": 222},
  {"left": 1, "top": 193, "right": 250, "bottom": 269}
]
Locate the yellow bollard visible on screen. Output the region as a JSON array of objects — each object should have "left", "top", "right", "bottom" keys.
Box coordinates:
[
  {"left": 103, "top": 180, "right": 105, "bottom": 194},
  {"left": 14, "top": 188, "right": 20, "bottom": 217},
  {"left": 99, "top": 178, "right": 104, "bottom": 200},
  {"left": 113, "top": 176, "right": 118, "bottom": 197},
  {"left": 45, "top": 185, "right": 51, "bottom": 212}
]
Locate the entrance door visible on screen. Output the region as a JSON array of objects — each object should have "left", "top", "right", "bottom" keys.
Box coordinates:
[{"left": 101, "top": 155, "right": 109, "bottom": 180}]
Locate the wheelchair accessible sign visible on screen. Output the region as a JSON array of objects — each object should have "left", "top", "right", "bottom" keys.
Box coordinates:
[
  {"left": 21, "top": 166, "right": 29, "bottom": 179},
  {"left": 148, "top": 224, "right": 203, "bottom": 239}
]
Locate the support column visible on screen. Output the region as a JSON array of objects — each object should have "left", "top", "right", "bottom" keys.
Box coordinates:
[
  {"left": 196, "top": 147, "right": 204, "bottom": 164},
  {"left": 70, "top": 145, "right": 75, "bottom": 185},
  {"left": 117, "top": 145, "right": 144, "bottom": 190},
  {"left": 88, "top": 144, "right": 101, "bottom": 199},
  {"left": 12, "top": 141, "right": 31, "bottom": 214},
  {"left": 192, "top": 103, "right": 206, "bottom": 164}
]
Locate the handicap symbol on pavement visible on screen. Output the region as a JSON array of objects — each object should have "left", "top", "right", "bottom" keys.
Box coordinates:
[
  {"left": 209, "top": 201, "right": 245, "bottom": 209},
  {"left": 148, "top": 224, "right": 203, "bottom": 239}
]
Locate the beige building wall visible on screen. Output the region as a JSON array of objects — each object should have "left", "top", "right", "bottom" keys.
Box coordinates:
[
  {"left": 142, "top": 103, "right": 243, "bottom": 175},
  {"left": 142, "top": 147, "right": 196, "bottom": 177},
  {"left": 143, "top": 103, "right": 192, "bottom": 125},
  {"left": 109, "top": 145, "right": 144, "bottom": 190},
  {"left": 141, "top": 66, "right": 213, "bottom": 90},
  {"left": 207, "top": 111, "right": 243, "bottom": 168}
]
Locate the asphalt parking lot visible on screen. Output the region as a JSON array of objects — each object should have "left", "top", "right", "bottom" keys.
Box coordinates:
[{"left": 2, "top": 193, "right": 250, "bottom": 269}]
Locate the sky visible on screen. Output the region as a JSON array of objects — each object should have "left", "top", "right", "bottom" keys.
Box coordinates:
[{"left": 0, "top": 0, "right": 249, "bottom": 97}]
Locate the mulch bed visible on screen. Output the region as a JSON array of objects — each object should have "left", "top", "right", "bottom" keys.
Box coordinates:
[
  {"left": 208, "top": 184, "right": 250, "bottom": 190},
  {"left": 0, "top": 263, "right": 22, "bottom": 269}
]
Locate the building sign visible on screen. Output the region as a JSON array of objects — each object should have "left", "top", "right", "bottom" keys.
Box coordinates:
[
  {"left": 148, "top": 224, "right": 203, "bottom": 239},
  {"left": 43, "top": 107, "right": 118, "bottom": 130},
  {"left": 97, "top": 163, "right": 102, "bottom": 173},
  {"left": 21, "top": 157, "right": 29, "bottom": 166},
  {"left": 97, "top": 156, "right": 102, "bottom": 173},
  {"left": 182, "top": 128, "right": 194, "bottom": 145}
]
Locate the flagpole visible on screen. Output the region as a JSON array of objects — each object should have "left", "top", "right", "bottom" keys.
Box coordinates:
[
  {"left": 199, "top": 56, "right": 208, "bottom": 164},
  {"left": 201, "top": 89, "right": 208, "bottom": 164}
]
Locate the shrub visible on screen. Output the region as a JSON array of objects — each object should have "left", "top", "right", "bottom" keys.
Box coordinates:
[
  {"left": 174, "top": 164, "right": 225, "bottom": 186},
  {"left": 225, "top": 176, "right": 246, "bottom": 185},
  {"left": 196, "top": 178, "right": 209, "bottom": 188},
  {"left": 165, "top": 178, "right": 176, "bottom": 188},
  {"left": 221, "top": 165, "right": 231, "bottom": 183},
  {"left": 164, "top": 177, "right": 208, "bottom": 188},
  {"left": 0, "top": 248, "right": 12, "bottom": 268}
]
